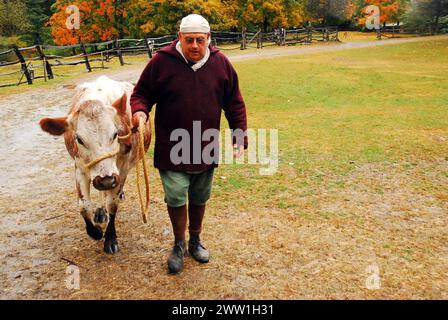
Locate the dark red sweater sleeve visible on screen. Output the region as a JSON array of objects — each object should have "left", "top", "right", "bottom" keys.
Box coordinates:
[
  {"left": 130, "top": 55, "right": 160, "bottom": 116},
  {"left": 222, "top": 59, "right": 248, "bottom": 149}
]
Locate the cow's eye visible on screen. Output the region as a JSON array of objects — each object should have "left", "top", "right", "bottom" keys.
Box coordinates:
[
  {"left": 75, "top": 135, "right": 85, "bottom": 146},
  {"left": 113, "top": 132, "right": 118, "bottom": 141}
]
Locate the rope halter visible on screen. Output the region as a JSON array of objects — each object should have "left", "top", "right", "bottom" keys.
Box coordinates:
[{"left": 81, "top": 132, "right": 132, "bottom": 170}]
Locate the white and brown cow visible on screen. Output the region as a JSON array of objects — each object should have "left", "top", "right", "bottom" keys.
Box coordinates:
[{"left": 39, "top": 76, "right": 151, "bottom": 254}]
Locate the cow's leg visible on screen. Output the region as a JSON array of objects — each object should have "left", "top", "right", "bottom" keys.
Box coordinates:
[
  {"left": 117, "top": 163, "right": 130, "bottom": 202},
  {"left": 93, "top": 192, "right": 109, "bottom": 228},
  {"left": 76, "top": 167, "right": 103, "bottom": 240},
  {"left": 103, "top": 188, "right": 120, "bottom": 254},
  {"left": 117, "top": 174, "right": 128, "bottom": 201}
]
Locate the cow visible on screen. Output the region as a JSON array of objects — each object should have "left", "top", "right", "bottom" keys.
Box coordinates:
[{"left": 39, "top": 76, "right": 151, "bottom": 254}]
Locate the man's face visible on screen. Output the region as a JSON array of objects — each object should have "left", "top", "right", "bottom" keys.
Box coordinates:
[{"left": 178, "top": 32, "right": 210, "bottom": 62}]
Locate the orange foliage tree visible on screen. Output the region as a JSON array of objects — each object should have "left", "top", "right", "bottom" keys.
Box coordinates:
[
  {"left": 49, "top": 0, "right": 130, "bottom": 45},
  {"left": 354, "top": 0, "right": 408, "bottom": 27}
]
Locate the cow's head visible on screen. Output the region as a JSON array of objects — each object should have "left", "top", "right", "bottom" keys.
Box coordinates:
[{"left": 39, "top": 94, "right": 130, "bottom": 191}]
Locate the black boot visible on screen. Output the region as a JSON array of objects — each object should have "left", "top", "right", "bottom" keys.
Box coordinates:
[
  {"left": 188, "top": 235, "right": 209, "bottom": 263},
  {"left": 167, "top": 240, "right": 186, "bottom": 274}
]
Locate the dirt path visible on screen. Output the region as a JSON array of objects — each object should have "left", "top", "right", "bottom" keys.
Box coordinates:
[{"left": 0, "top": 36, "right": 447, "bottom": 299}]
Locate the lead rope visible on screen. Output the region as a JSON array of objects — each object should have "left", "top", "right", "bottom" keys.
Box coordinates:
[{"left": 134, "top": 117, "right": 150, "bottom": 224}]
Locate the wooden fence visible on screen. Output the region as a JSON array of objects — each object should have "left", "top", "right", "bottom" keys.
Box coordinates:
[
  {"left": 0, "top": 27, "right": 339, "bottom": 88},
  {"left": 377, "top": 25, "right": 436, "bottom": 39}
]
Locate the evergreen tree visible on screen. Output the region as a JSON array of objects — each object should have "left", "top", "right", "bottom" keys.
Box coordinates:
[{"left": 21, "top": 0, "right": 55, "bottom": 44}]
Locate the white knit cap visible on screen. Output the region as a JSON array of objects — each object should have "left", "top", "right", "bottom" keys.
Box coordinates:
[{"left": 179, "top": 14, "right": 210, "bottom": 33}]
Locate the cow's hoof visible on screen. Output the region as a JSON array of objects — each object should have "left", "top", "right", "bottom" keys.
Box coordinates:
[
  {"left": 84, "top": 219, "right": 103, "bottom": 240},
  {"left": 104, "top": 238, "right": 119, "bottom": 254},
  {"left": 94, "top": 208, "right": 108, "bottom": 224}
]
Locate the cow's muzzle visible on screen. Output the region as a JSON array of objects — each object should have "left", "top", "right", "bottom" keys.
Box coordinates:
[{"left": 93, "top": 174, "right": 120, "bottom": 191}]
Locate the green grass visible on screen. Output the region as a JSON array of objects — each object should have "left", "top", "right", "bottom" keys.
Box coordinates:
[{"left": 214, "top": 39, "right": 448, "bottom": 210}]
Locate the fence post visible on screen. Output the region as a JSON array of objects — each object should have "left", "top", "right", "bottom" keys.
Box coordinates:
[
  {"left": 100, "top": 51, "right": 105, "bottom": 69},
  {"left": 43, "top": 57, "right": 48, "bottom": 81},
  {"left": 144, "top": 38, "right": 153, "bottom": 59},
  {"left": 376, "top": 28, "right": 382, "bottom": 40},
  {"left": 307, "top": 27, "right": 312, "bottom": 43},
  {"left": 240, "top": 27, "right": 247, "bottom": 50},
  {"left": 145, "top": 38, "right": 152, "bottom": 59},
  {"left": 80, "top": 42, "right": 92, "bottom": 72},
  {"left": 36, "top": 45, "right": 54, "bottom": 79},
  {"left": 115, "top": 38, "right": 125, "bottom": 65},
  {"left": 12, "top": 45, "right": 32, "bottom": 85},
  {"left": 257, "top": 30, "right": 262, "bottom": 49}
]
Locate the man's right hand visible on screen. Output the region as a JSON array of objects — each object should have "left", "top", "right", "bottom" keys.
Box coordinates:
[{"left": 132, "top": 111, "right": 148, "bottom": 133}]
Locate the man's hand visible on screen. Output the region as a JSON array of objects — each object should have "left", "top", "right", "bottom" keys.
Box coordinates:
[
  {"left": 233, "top": 144, "right": 244, "bottom": 158},
  {"left": 132, "top": 111, "right": 148, "bottom": 133}
]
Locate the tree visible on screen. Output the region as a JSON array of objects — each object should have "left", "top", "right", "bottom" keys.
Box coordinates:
[
  {"left": 353, "top": 0, "right": 409, "bottom": 28},
  {"left": 241, "top": 0, "right": 287, "bottom": 31},
  {"left": 50, "top": 0, "right": 93, "bottom": 45},
  {"left": 0, "top": 0, "right": 30, "bottom": 37},
  {"left": 94, "top": 0, "right": 130, "bottom": 39},
  {"left": 21, "top": 0, "right": 55, "bottom": 44},
  {"left": 49, "top": 0, "right": 131, "bottom": 45},
  {"left": 305, "top": 0, "right": 353, "bottom": 26},
  {"left": 239, "top": 0, "right": 306, "bottom": 31},
  {"left": 127, "top": 0, "right": 154, "bottom": 37},
  {"left": 284, "top": 0, "right": 307, "bottom": 28},
  {"left": 127, "top": 0, "right": 238, "bottom": 36},
  {"left": 403, "top": 0, "right": 448, "bottom": 33},
  {"left": 126, "top": 0, "right": 305, "bottom": 36}
]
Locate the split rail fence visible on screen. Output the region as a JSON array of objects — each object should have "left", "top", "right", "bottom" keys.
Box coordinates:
[{"left": 0, "top": 27, "right": 340, "bottom": 87}]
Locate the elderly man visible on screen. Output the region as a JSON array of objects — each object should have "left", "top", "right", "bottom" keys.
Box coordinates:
[{"left": 131, "top": 14, "right": 247, "bottom": 274}]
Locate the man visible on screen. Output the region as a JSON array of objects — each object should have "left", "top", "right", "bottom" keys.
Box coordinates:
[{"left": 130, "top": 14, "right": 247, "bottom": 274}]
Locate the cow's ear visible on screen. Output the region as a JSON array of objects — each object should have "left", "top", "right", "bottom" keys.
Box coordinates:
[
  {"left": 39, "top": 117, "right": 69, "bottom": 136},
  {"left": 112, "top": 93, "right": 127, "bottom": 116}
]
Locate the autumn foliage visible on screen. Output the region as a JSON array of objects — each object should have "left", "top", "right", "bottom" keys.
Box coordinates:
[
  {"left": 47, "top": 0, "right": 416, "bottom": 45},
  {"left": 355, "top": 0, "right": 406, "bottom": 27},
  {"left": 50, "top": 0, "right": 128, "bottom": 45}
]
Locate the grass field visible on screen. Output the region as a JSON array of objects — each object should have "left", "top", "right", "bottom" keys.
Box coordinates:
[
  {"left": 206, "top": 39, "right": 448, "bottom": 298},
  {"left": 218, "top": 39, "right": 448, "bottom": 203},
  {"left": 1, "top": 37, "right": 447, "bottom": 299}
]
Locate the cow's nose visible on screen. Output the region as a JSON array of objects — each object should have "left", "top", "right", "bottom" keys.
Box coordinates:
[{"left": 93, "top": 174, "right": 120, "bottom": 191}]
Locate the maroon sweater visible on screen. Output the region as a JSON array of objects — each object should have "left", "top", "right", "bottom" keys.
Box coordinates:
[{"left": 131, "top": 40, "right": 247, "bottom": 171}]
